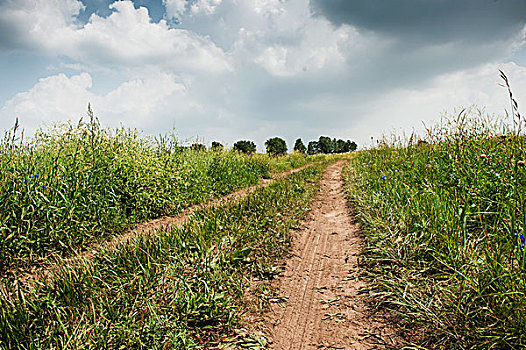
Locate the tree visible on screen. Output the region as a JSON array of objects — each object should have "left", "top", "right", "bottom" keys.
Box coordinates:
[
  {"left": 317, "top": 136, "right": 333, "bottom": 154},
  {"left": 307, "top": 141, "right": 319, "bottom": 155},
  {"left": 335, "top": 139, "right": 346, "bottom": 153},
  {"left": 293, "top": 138, "right": 306, "bottom": 153},
  {"left": 233, "top": 140, "right": 256, "bottom": 154},
  {"left": 211, "top": 141, "right": 224, "bottom": 151},
  {"left": 265, "top": 137, "right": 287, "bottom": 156},
  {"left": 347, "top": 140, "right": 357, "bottom": 152}
]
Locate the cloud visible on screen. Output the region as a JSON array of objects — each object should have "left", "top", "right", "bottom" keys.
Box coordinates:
[
  {"left": 342, "top": 62, "right": 526, "bottom": 147},
  {"left": 0, "top": 0, "right": 84, "bottom": 53},
  {"left": 2, "top": 0, "right": 526, "bottom": 152},
  {"left": 0, "top": 71, "right": 199, "bottom": 135},
  {"left": 0, "top": 72, "right": 92, "bottom": 132},
  {"left": 163, "top": 0, "right": 187, "bottom": 17},
  {"left": 310, "top": 0, "right": 526, "bottom": 45},
  {"left": 190, "top": 0, "right": 222, "bottom": 15},
  {"left": 166, "top": 0, "right": 365, "bottom": 77},
  {"left": 0, "top": 0, "right": 231, "bottom": 73}
]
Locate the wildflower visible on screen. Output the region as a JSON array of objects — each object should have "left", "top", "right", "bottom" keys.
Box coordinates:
[
  {"left": 380, "top": 175, "right": 386, "bottom": 180},
  {"left": 34, "top": 174, "right": 39, "bottom": 179},
  {"left": 480, "top": 154, "right": 487, "bottom": 159},
  {"left": 514, "top": 232, "right": 525, "bottom": 250},
  {"left": 24, "top": 179, "right": 31, "bottom": 185},
  {"left": 41, "top": 185, "right": 46, "bottom": 190}
]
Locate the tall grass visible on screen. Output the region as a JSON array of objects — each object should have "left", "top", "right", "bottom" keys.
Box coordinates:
[
  {"left": 265, "top": 151, "right": 326, "bottom": 174},
  {"left": 345, "top": 105, "right": 526, "bottom": 348},
  {"left": 0, "top": 163, "right": 325, "bottom": 349},
  {"left": 1, "top": 109, "right": 309, "bottom": 272}
]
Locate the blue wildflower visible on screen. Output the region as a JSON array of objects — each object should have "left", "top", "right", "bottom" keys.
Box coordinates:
[
  {"left": 34, "top": 174, "right": 39, "bottom": 179},
  {"left": 380, "top": 175, "right": 386, "bottom": 180},
  {"left": 24, "top": 178, "right": 31, "bottom": 185},
  {"left": 514, "top": 232, "right": 525, "bottom": 250},
  {"left": 41, "top": 185, "right": 46, "bottom": 190}
]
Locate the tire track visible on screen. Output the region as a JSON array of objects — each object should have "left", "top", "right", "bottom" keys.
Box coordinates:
[{"left": 267, "top": 161, "right": 399, "bottom": 350}]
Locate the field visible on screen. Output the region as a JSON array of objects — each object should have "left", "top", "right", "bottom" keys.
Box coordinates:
[
  {"left": 1, "top": 105, "right": 526, "bottom": 349},
  {"left": 0, "top": 116, "right": 331, "bottom": 348},
  {"left": 344, "top": 108, "right": 526, "bottom": 348},
  {"left": 0, "top": 115, "right": 323, "bottom": 273}
]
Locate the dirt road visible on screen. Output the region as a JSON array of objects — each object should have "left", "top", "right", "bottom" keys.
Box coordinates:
[{"left": 266, "top": 161, "right": 398, "bottom": 349}]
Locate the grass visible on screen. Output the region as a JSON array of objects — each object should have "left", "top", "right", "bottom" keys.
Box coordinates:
[
  {"left": 0, "top": 160, "right": 326, "bottom": 349},
  {"left": 344, "top": 106, "right": 526, "bottom": 349},
  {"left": 0, "top": 111, "right": 320, "bottom": 273},
  {"left": 265, "top": 151, "right": 326, "bottom": 173}
]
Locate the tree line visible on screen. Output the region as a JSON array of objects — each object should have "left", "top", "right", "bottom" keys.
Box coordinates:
[{"left": 187, "top": 136, "right": 357, "bottom": 156}]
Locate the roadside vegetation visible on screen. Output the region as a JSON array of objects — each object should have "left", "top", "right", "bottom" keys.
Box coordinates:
[
  {"left": 0, "top": 108, "right": 323, "bottom": 273},
  {"left": 0, "top": 162, "right": 326, "bottom": 349},
  {"left": 345, "top": 103, "right": 526, "bottom": 348}
]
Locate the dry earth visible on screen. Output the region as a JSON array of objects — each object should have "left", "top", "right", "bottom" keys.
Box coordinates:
[{"left": 265, "top": 161, "right": 399, "bottom": 350}]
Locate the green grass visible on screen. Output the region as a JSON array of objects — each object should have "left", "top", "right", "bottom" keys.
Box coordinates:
[
  {"left": 344, "top": 107, "right": 526, "bottom": 349},
  {"left": 265, "top": 152, "right": 326, "bottom": 173},
  {"left": 0, "top": 161, "right": 326, "bottom": 349},
  {"left": 0, "top": 115, "right": 320, "bottom": 272}
]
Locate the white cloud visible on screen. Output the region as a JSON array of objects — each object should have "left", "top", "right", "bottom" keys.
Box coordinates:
[
  {"left": 190, "top": 0, "right": 222, "bottom": 15},
  {"left": 251, "top": 20, "right": 353, "bottom": 76},
  {"left": 343, "top": 62, "right": 526, "bottom": 147},
  {"left": 163, "top": 0, "right": 187, "bottom": 17},
  {"left": 0, "top": 73, "right": 93, "bottom": 131},
  {"left": 0, "top": 0, "right": 84, "bottom": 52},
  {"left": 0, "top": 71, "right": 200, "bottom": 135},
  {"left": 0, "top": 0, "right": 231, "bottom": 73},
  {"left": 173, "top": 0, "right": 364, "bottom": 76}
]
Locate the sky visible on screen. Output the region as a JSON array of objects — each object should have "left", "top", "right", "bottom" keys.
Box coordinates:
[{"left": 1, "top": 0, "right": 526, "bottom": 150}]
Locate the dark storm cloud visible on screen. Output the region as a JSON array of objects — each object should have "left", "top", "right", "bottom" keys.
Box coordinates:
[{"left": 310, "top": 0, "right": 526, "bottom": 45}]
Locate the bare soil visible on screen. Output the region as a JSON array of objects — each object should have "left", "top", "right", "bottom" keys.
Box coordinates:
[{"left": 264, "top": 161, "right": 399, "bottom": 350}]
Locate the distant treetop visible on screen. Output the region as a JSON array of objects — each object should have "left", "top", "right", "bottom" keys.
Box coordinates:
[
  {"left": 233, "top": 140, "right": 256, "bottom": 154},
  {"left": 307, "top": 136, "right": 357, "bottom": 155},
  {"left": 294, "top": 138, "right": 307, "bottom": 153},
  {"left": 265, "top": 137, "right": 288, "bottom": 156}
]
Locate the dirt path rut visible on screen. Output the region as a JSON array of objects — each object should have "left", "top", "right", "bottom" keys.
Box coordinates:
[{"left": 266, "top": 161, "right": 398, "bottom": 349}]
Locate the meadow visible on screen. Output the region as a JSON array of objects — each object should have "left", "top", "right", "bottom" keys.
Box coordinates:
[
  {"left": 344, "top": 106, "right": 526, "bottom": 348},
  {"left": 0, "top": 163, "right": 326, "bottom": 348},
  {"left": 0, "top": 106, "right": 333, "bottom": 349},
  {"left": 0, "top": 110, "right": 323, "bottom": 273},
  {"left": 4, "top": 93, "right": 525, "bottom": 349}
]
